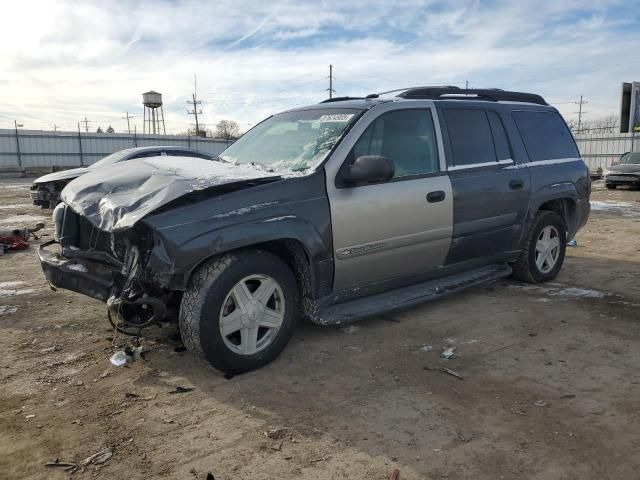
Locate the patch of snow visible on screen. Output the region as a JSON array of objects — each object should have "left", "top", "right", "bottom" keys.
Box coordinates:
[
  {"left": 212, "top": 202, "right": 279, "bottom": 219},
  {"left": 590, "top": 200, "right": 640, "bottom": 218},
  {"left": 509, "top": 283, "right": 607, "bottom": 299},
  {"left": 0, "top": 305, "right": 17, "bottom": 316},
  {"left": 2, "top": 204, "right": 33, "bottom": 209},
  {"left": 0, "top": 288, "right": 35, "bottom": 297},
  {"left": 0, "top": 281, "right": 25, "bottom": 288},
  {"left": 67, "top": 263, "right": 88, "bottom": 273},
  {"left": 0, "top": 215, "right": 48, "bottom": 225},
  {"left": 262, "top": 215, "right": 296, "bottom": 223}
]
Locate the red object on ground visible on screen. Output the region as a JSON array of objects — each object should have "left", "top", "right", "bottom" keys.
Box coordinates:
[
  {"left": 390, "top": 467, "right": 400, "bottom": 480},
  {"left": 0, "top": 236, "right": 29, "bottom": 251}
]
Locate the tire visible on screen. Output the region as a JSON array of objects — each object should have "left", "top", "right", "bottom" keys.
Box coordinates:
[
  {"left": 179, "top": 250, "right": 298, "bottom": 374},
  {"left": 606, "top": 184, "right": 616, "bottom": 190},
  {"left": 511, "top": 210, "right": 567, "bottom": 283}
]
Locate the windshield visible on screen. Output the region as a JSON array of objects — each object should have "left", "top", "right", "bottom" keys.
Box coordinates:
[
  {"left": 219, "top": 108, "right": 362, "bottom": 172},
  {"left": 89, "top": 149, "right": 134, "bottom": 169},
  {"left": 619, "top": 152, "right": 640, "bottom": 165}
]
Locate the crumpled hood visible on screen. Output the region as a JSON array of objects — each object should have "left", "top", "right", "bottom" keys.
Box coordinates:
[
  {"left": 34, "top": 167, "right": 90, "bottom": 184},
  {"left": 61, "top": 157, "right": 279, "bottom": 232},
  {"left": 608, "top": 164, "right": 640, "bottom": 174}
]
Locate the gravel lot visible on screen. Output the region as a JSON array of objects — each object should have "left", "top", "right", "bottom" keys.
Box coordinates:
[{"left": 1, "top": 178, "right": 639, "bottom": 480}]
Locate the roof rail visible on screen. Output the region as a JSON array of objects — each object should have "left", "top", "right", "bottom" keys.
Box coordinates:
[
  {"left": 397, "top": 86, "right": 547, "bottom": 105},
  {"left": 320, "top": 96, "right": 365, "bottom": 103}
]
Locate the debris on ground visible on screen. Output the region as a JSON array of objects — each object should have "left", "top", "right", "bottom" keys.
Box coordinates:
[
  {"left": 109, "top": 345, "right": 143, "bottom": 367},
  {"left": 421, "top": 344, "right": 433, "bottom": 352},
  {"left": 423, "top": 366, "right": 464, "bottom": 380},
  {"left": 568, "top": 239, "right": 578, "bottom": 247},
  {"left": 264, "top": 426, "right": 290, "bottom": 440},
  {"left": 561, "top": 394, "right": 576, "bottom": 399},
  {"left": 169, "top": 386, "right": 195, "bottom": 394},
  {"left": 533, "top": 400, "right": 547, "bottom": 407},
  {"left": 440, "top": 346, "right": 457, "bottom": 359},
  {"left": 309, "top": 457, "right": 329, "bottom": 464},
  {"left": 390, "top": 467, "right": 400, "bottom": 480},
  {"left": 45, "top": 460, "right": 78, "bottom": 472},
  {"left": 270, "top": 441, "right": 283, "bottom": 451},
  {"left": 81, "top": 447, "right": 113, "bottom": 466}
]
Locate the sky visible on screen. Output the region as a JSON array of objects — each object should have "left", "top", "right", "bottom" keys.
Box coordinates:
[{"left": 1, "top": 0, "right": 639, "bottom": 134}]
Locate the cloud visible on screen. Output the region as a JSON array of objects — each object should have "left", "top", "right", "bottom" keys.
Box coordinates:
[{"left": 0, "top": 0, "right": 636, "bottom": 133}]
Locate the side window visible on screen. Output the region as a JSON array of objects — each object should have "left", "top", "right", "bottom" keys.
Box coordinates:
[
  {"left": 512, "top": 110, "right": 579, "bottom": 161},
  {"left": 444, "top": 109, "right": 496, "bottom": 166},
  {"left": 350, "top": 109, "right": 439, "bottom": 178},
  {"left": 129, "top": 151, "right": 162, "bottom": 160},
  {"left": 487, "top": 111, "right": 512, "bottom": 160}
]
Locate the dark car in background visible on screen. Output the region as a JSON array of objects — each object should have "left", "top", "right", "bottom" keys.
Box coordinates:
[
  {"left": 30, "top": 146, "right": 215, "bottom": 208},
  {"left": 604, "top": 151, "right": 640, "bottom": 189}
]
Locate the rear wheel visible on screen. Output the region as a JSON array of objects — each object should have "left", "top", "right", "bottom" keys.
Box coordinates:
[
  {"left": 512, "top": 210, "right": 567, "bottom": 283},
  {"left": 179, "top": 251, "right": 298, "bottom": 374}
]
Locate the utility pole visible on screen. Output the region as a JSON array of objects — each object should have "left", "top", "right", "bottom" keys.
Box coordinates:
[
  {"left": 122, "top": 111, "right": 135, "bottom": 134},
  {"left": 327, "top": 64, "right": 335, "bottom": 99},
  {"left": 81, "top": 116, "right": 91, "bottom": 133},
  {"left": 187, "top": 93, "right": 202, "bottom": 136},
  {"left": 574, "top": 95, "right": 588, "bottom": 133},
  {"left": 465, "top": 80, "right": 469, "bottom": 90}
]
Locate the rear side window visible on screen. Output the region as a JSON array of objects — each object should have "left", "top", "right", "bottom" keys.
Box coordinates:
[
  {"left": 512, "top": 110, "right": 579, "bottom": 161},
  {"left": 167, "top": 150, "right": 209, "bottom": 158},
  {"left": 445, "top": 109, "right": 497, "bottom": 166},
  {"left": 129, "top": 151, "right": 162, "bottom": 159}
]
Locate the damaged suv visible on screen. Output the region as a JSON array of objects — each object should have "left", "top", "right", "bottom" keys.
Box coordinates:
[{"left": 39, "top": 87, "right": 590, "bottom": 374}]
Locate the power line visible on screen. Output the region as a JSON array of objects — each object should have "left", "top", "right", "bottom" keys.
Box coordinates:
[{"left": 81, "top": 116, "right": 92, "bottom": 133}]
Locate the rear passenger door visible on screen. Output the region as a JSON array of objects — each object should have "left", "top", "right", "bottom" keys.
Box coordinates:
[{"left": 439, "top": 107, "right": 530, "bottom": 264}]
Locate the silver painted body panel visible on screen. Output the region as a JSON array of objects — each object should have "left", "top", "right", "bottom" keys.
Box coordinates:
[{"left": 323, "top": 101, "right": 453, "bottom": 291}]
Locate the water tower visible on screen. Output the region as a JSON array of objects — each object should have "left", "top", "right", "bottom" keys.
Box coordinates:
[{"left": 142, "top": 90, "right": 166, "bottom": 135}]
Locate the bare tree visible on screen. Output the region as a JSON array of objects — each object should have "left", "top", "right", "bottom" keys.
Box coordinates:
[
  {"left": 96, "top": 126, "right": 104, "bottom": 133},
  {"left": 214, "top": 120, "right": 240, "bottom": 143},
  {"left": 106, "top": 125, "right": 115, "bottom": 134}
]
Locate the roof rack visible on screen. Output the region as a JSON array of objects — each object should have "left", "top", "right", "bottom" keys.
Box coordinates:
[
  {"left": 397, "top": 86, "right": 547, "bottom": 105},
  {"left": 320, "top": 96, "right": 366, "bottom": 103}
]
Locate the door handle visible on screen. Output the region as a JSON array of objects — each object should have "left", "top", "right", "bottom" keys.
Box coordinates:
[
  {"left": 426, "top": 191, "right": 446, "bottom": 203},
  {"left": 509, "top": 179, "right": 524, "bottom": 190}
]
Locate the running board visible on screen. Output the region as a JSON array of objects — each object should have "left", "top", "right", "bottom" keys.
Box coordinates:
[{"left": 318, "top": 263, "right": 512, "bottom": 325}]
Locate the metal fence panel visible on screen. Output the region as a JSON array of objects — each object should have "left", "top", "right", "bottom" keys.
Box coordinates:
[
  {"left": 0, "top": 129, "right": 230, "bottom": 168},
  {"left": 574, "top": 132, "right": 638, "bottom": 172}
]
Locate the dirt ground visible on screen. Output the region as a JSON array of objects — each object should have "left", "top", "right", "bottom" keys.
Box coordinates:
[{"left": 1, "top": 178, "right": 639, "bottom": 480}]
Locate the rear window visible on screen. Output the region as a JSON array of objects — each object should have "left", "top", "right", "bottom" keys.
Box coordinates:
[{"left": 512, "top": 110, "right": 579, "bottom": 161}]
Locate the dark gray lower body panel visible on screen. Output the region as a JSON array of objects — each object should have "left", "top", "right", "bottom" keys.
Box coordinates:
[{"left": 317, "top": 263, "right": 512, "bottom": 325}]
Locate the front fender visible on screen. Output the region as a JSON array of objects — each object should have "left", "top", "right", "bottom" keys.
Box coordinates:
[{"left": 148, "top": 215, "right": 331, "bottom": 291}]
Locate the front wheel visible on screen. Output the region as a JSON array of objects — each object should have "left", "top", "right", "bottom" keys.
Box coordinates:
[
  {"left": 511, "top": 210, "right": 567, "bottom": 283},
  {"left": 179, "top": 251, "right": 298, "bottom": 374}
]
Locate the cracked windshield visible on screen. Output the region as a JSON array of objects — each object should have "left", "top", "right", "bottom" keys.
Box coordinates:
[{"left": 219, "top": 108, "right": 362, "bottom": 172}]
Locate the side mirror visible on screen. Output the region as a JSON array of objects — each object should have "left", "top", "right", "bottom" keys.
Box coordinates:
[{"left": 344, "top": 155, "right": 395, "bottom": 184}]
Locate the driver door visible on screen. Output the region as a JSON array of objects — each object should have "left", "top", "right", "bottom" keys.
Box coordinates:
[{"left": 326, "top": 108, "right": 453, "bottom": 291}]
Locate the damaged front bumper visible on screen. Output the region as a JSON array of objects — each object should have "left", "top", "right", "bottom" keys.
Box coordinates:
[{"left": 39, "top": 240, "right": 120, "bottom": 302}]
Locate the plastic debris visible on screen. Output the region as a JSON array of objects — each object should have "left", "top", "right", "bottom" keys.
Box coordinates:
[
  {"left": 391, "top": 467, "right": 400, "bottom": 480},
  {"left": 109, "top": 351, "right": 131, "bottom": 367},
  {"left": 568, "top": 239, "right": 577, "bottom": 247},
  {"left": 440, "top": 346, "right": 456, "bottom": 359},
  {"left": 533, "top": 400, "right": 547, "bottom": 407},
  {"left": 109, "top": 345, "right": 143, "bottom": 367},
  {"left": 421, "top": 344, "right": 433, "bottom": 352}
]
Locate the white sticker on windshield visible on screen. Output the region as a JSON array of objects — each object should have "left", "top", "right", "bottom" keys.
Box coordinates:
[{"left": 319, "top": 113, "right": 354, "bottom": 122}]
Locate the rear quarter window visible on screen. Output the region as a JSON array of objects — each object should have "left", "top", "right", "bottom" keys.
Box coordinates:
[{"left": 512, "top": 110, "right": 579, "bottom": 161}]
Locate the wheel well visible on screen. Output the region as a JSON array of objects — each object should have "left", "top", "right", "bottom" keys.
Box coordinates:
[{"left": 538, "top": 198, "right": 576, "bottom": 234}]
